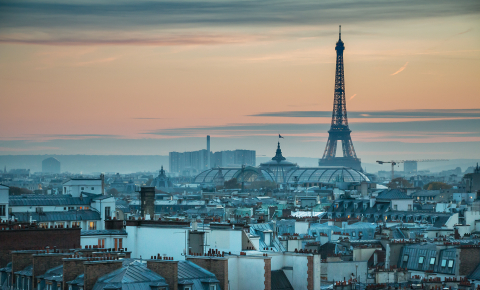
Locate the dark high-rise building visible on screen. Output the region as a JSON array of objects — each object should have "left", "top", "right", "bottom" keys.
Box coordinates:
[
  {"left": 42, "top": 157, "right": 61, "bottom": 174},
  {"left": 319, "top": 26, "right": 362, "bottom": 171}
]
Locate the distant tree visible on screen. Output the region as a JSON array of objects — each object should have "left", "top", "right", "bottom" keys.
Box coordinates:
[
  {"left": 387, "top": 177, "right": 412, "bottom": 189},
  {"left": 224, "top": 178, "right": 240, "bottom": 189},
  {"left": 423, "top": 182, "right": 452, "bottom": 190},
  {"left": 9, "top": 186, "right": 34, "bottom": 195},
  {"left": 107, "top": 188, "right": 120, "bottom": 196}
]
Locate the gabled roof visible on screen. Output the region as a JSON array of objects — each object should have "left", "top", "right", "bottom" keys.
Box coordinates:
[
  {"left": 15, "top": 264, "right": 33, "bottom": 276},
  {"left": 37, "top": 265, "right": 63, "bottom": 280},
  {"left": 92, "top": 260, "right": 168, "bottom": 290},
  {"left": 177, "top": 260, "right": 218, "bottom": 282}
]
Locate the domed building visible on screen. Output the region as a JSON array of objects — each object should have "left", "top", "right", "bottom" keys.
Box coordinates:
[
  {"left": 284, "top": 167, "right": 370, "bottom": 187},
  {"left": 259, "top": 142, "right": 298, "bottom": 184},
  {"left": 150, "top": 166, "right": 174, "bottom": 190}
]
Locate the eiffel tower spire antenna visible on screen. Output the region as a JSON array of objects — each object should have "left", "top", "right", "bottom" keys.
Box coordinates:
[{"left": 319, "top": 26, "right": 362, "bottom": 171}]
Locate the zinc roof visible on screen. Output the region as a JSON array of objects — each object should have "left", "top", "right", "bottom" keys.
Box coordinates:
[
  {"left": 12, "top": 210, "right": 100, "bottom": 222},
  {"left": 9, "top": 195, "right": 91, "bottom": 206}
]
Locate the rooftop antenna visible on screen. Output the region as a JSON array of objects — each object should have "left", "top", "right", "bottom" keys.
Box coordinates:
[{"left": 339, "top": 25, "right": 341, "bottom": 40}]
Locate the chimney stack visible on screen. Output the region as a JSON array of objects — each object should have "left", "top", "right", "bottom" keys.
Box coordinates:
[
  {"left": 147, "top": 260, "right": 178, "bottom": 290},
  {"left": 83, "top": 260, "right": 123, "bottom": 290},
  {"left": 140, "top": 187, "right": 155, "bottom": 219}
]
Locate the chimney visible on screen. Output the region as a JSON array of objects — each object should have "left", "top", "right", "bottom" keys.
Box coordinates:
[
  {"left": 140, "top": 187, "right": 155, "bottom": 218},
  {"left": 187, "top": 257, "right": 228, "bottom": 290},
  {"left": 32, "top": 253, "right": 71, "bottom": 290},
  {"left": 11, "top": 251, "right": 34, "bottom": 287},
  {"left": 384, "top": 243, "right": 390, "bottom": 269},
  {"left": 207, "top": 135, "right": 211, "bottom": 169},
  {"left": 147, "top": 260, "right": 178, "bottom": 290},
  {"left": 100, "top": 174, "right": 105, "bottom": 195},
  {"left": 84, "top": 260, "right": 123, "bottom": 290},
  {"left": 63, "top": 257, "right": 89, "bottom": 290}
]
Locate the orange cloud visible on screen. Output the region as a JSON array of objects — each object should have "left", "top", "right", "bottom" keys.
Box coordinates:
[{"left": 391, "top": 61, "right": 409, "bottom": 76}]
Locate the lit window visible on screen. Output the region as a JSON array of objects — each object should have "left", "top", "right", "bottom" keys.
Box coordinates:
[
  {"left": 418, "top": 257, "right": 424, "bottom": 264},
  {"left": 89, "top": 221, "right": 96, "bottom": 230},
  {"left": 448, "top": 260, "right": 454, "bottom": 268},
  {"left": 441, "top": 259, "right": 447, "bottom": 267},
  {"left": 429, "top": 258, "right": 435, "bottom": 265},
  {"left": 403, "top": 255, "right": 409, "bottom": 262}
]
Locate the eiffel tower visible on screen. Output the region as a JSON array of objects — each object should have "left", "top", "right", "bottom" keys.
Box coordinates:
[{"left": 318, "top": 26, "right": 362, "bottom": 171}]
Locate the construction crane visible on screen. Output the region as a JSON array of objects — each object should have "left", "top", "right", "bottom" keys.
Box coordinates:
[{"left": 376, "top": 159, "right": 448, "bottom": 180}]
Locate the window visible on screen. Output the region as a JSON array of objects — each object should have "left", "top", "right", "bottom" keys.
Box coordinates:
[
  {"left": 91, "top": 187, "right": 94, "bottom": 190},
  {"left": 352, "top": 231, "right": 356, "bottom": 237},
  {"left": 184, "top": 287, "right": 191, "bottom": 290},
  {"left": 64, "top": 187, "right": 67, "bottom": 194},
  {"left": 68, "top": 207, "right": 74, "bottom": 211},
  {"left": 429, "top": 258, "right": 435, "bottom": 265},
  {"left": 209, "top": 286, "right": 216, "bottom": 290},
  {"left": 72, "top": 221, "right": 80, "bottom": 228},
  {"left": 408, "top": 204, "right": 412, "bottom": 210},
  {"left": 403, "top": 254, "right": 409, "bottom": 262},
  {"left": 441, "top": 259, "right": 447, "bottom": 267},
  {"left": 448, "top": 260, "right": 454, "bottom": 268},
  {"left": 418, "top": 257, "right": 424, "bottom": 264},
  {"left": 98, "top": 238, "right": 105, "bottom": 248},
  {"left": 105, "top": 207, "right": 111, "bottom": 218},
  {"left": 394, "top": 205, "right": 398, "bottom": 210},
  {"left": 81, "top": 187, "right": 84, "bottom": 190},
  {"left": 114, "top": 238, "right": 123, "bottom": 251},
  {"left": 89, "top": 221, "right": 96, "bottom": 230},
  {"left": 0, "top": 205, "right": 5, "bottom": 217}
]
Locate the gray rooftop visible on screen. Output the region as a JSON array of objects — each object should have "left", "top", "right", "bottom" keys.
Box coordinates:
[
  {"left": 9, "top": 195, "right": 91, "bottom": 206},
  {"left": 12, "top": 210, "right": 100, "bottom": 222},
  {"left": 81, "top": 230, "right": 127, "bottom": 236},
  {"left": 377, "top": 190, "right": 412, "bottom": 200}
]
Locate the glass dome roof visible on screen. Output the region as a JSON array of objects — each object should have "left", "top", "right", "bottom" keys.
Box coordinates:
[
  {"left": 284, "top": 167, "right": 369, "bottom": 184},
  {"left": 193, "top": 167, "right": 274, "bottom": 184}
]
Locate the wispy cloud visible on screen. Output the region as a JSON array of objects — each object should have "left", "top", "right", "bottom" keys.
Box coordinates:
[
  {"left": 250, "top": 109, "right": 480, "bottom": 119},
  {"left": 391, "top": 61, "right": 408, "bottom": 76},
  {"left": 143, "top": 118, "right": 480, "bottom": 139}
]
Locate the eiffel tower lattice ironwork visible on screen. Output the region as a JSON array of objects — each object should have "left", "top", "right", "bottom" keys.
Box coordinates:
[{"left": 319, "top": 26, "right": 362, "bottom": 170}]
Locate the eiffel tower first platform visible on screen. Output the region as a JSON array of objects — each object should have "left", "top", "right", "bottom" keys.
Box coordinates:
[{"left": 318, "top": 26, "right": 362, "bottom": 171}]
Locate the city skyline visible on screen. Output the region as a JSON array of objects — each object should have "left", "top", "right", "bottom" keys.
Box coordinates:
[{"left": 1, "top": 0, "right": 479, "bottom": 163}]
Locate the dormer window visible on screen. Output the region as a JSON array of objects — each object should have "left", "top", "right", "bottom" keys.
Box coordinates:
[
  {"left": 363, "top": 204, "right": 368, "bottom": 210},
  {"left": 418, "top": 256, "right": 424, "bottom": 264},
  {"left": 354, "top": 204, "right": 358, "bottom": 210}
]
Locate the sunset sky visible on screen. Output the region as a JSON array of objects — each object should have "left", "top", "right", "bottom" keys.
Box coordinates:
[{"left": 0, "top": 0, "right": 479, "bottom": 163}]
